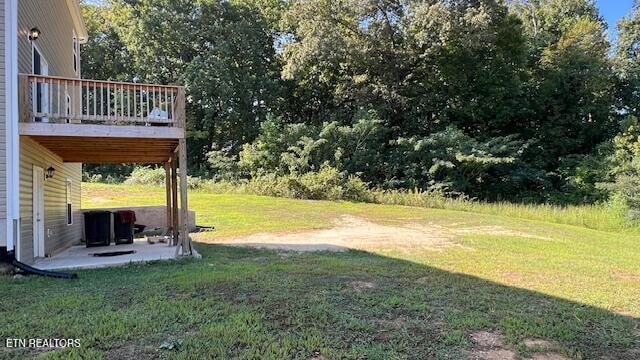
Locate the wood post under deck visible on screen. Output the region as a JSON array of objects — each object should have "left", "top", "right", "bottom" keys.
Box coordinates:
[
  {"left": 164, "top": 162, "right": 173, "bottom": 238},
  {"left": 171, "top": 154, "right": 179, "bottom": 247},
  {"left": 177, "top": 138, "right": 192, "bottom": 255},
  {"left": 164, "top": 87, "right": 192, "bottom": 256},
  {"left": 164, "top": 150, "right": 192, "bottom": 255}
]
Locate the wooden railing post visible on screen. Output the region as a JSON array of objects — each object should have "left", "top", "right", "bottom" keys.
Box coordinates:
[
  {"left": 175, "top": 87, "right": 186, "bottom": 129},
  {"left": 18, "top": 75, "right": 32, "bottom": 122}
]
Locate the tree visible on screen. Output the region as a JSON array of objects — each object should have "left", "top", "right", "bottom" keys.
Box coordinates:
[
  {"left": 281, "top": 0, "right": 527, "bottom": 135},
  {"left": 510, "top": 0, "right": 616, "bottom": 191},
  {"left": 109, "top": 0, "right": 281, "bottom": 173},
  {"left": 81, "top": 1, "right": 136, "bottom": 180},
  {"left": 616, "top": 3, "right": 640, "bottom": 116}
]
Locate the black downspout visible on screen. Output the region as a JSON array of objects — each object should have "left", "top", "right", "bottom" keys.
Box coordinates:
[{"left": 1, "top": 247, "right": 77, "bottom": 279}]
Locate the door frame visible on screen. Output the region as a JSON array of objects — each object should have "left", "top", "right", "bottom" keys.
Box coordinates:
[{"left": 32, "top": 165, "right": 45, "bottom": 258}]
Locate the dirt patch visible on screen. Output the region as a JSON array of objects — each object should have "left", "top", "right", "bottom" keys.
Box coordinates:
[
  {"left": 205, "top": 215, "right": 550, "bottom": 253},
  {"left": 530, "top": 353, "right": 569, "bottom": 360},
  {"left": 372, "top": 318, "right": 405, "bottom": 328},
  {"left": 207, "top": 215, "right": 460, "bottom": 253},
  {"left": 523, "top": 338, "right": 556, "bottom": 349},
  {"left": 469, "top": 331, "right": 569, "bottom": 360},
  {"left": 471, "top": 331, "right": 506, "bottom": 348},
  {"left": 613, "top": 270, "right": 640, "bottom": 282},
  {"left": 469, "top": 330, "right": 516, "bottom": 360},
  {"left": 453, "top": 226, "right": 550, "bottom": 240},
  {"left": 105, "top": 341, "right": 158, "bottom": 360},
  {"left": 346, "top": 280, "right": 377, "bottom": 292},
  {"left": 470, "top": 349, "right": 516, "bottom": 360}
]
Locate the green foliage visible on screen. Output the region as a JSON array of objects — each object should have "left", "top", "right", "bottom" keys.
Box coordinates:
[
  {"left": 511, "top": 0, "right": 616, "bottom": 179},
  {"left": 81, "top": 3, "right": 133, "bottom": 82},
  {"left": 616, "top": 4, "right": 640, "bottom": 115},
  {"left": 124, "top": 166, "right": 166, "bottom": 186},
  {"left": 80, "top": 0, "right": 637, "bottom": 205},
  {"left": 228, "top": 167, "right": 372, "bottom": 201},
  {"left": 234, "top": 115, "right": 523, "bottom": 198},
  {"left": 603, "top": 116, "right": 640, "bottom": 219},
  {"left": 106, "top": 0, "right": 282, "bottom": 172},
  {"left": 389, "top": 127, "right": 522, "bottom": 196}
]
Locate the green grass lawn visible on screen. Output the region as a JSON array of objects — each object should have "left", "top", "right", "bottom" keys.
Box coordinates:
[{"left": 1, "top": 183, "right": 639, "bottom": 359}]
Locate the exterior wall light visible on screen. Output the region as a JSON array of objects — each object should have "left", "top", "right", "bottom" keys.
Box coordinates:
[
  {"left": 45, "top": 166, "right": 56, "bottom": 180},
  {"left": 29, "top": 27, "right": 41, "bottom": 41}
]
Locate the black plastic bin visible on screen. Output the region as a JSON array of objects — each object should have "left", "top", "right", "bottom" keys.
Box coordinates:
[
  {"left": 114, "top": 210, "right": 136, "bottom": 245},
  {"left": 84, "top": 211, "right": 112, "bottom": 247}
]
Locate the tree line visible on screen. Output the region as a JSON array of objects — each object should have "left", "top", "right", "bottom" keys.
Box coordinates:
[{"left": 82, "top": 0, "right": 640, "bottom": 208}]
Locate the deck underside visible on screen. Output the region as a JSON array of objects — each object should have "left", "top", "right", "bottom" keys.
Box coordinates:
[{"left": 20, "top": 123, "right": 181, "bottom": 163}]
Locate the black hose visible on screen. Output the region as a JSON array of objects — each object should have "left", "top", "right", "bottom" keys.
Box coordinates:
[{"left": 11, "top": 259, "right": 78, "bottom": 279}]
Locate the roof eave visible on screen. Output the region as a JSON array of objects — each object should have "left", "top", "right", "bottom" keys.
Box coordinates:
[{"left": 66, "top": 0, "right": 88, "bottom": 44}]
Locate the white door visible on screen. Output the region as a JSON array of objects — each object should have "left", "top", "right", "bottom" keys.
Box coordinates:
[{"left": 33, "top": 166, "right": 45, "bottom": 258}]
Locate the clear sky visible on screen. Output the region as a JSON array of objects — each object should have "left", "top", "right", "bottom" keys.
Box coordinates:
[{"left": 596, "top": 0, "right": 635, "bottom": 41}]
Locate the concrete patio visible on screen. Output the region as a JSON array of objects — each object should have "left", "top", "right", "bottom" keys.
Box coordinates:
[{"left": 34, "top": 240, "right": 178, "bottom": 271}]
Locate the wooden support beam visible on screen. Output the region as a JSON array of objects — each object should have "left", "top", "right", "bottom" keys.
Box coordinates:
[
  {"left": 177, "top": 138, "right": 192, "bottom": 256},
  {"left": 171, "top": 153, "right": 179, "bottom": 247},
  {"left": 20, "top": 123, "right": 184, "bottom": 139},
  {"left": 164, "top": 161, "right": 172, "bottom": 238},
  {"left": 19, "top": 74, "right": 32, "bottom": 123}
]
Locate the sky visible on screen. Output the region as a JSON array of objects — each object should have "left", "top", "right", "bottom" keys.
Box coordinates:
[{"left": 596, "top": 0, "right": 635, "bottom": 41}]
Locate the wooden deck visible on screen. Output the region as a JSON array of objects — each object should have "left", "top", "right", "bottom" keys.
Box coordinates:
[{"left": 18, "top": 73, "right": 195, "bottom": 256}]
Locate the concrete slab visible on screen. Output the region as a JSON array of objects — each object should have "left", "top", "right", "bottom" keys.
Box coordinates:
[{"left": 33, "top": 240, "right": 178, "bottom": 270}]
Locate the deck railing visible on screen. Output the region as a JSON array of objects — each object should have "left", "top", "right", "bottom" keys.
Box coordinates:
[{"left": 19, "top": 74, "right": 185, "bottom": 127}]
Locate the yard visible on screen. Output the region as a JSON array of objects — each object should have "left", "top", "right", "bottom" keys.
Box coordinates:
[{"left": 1, "top": 183, "right": 639, "bottom": 359}]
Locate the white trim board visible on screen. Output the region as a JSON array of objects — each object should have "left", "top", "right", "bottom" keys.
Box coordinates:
[{"left": 5, "top": 0, "right": 20, "bottom": 256}]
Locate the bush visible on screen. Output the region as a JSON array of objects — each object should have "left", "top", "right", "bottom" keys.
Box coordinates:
[{"left": 124, "top": 167, "right": 166, "bottom": 186}]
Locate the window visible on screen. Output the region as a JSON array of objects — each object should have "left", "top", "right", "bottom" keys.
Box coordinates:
[
  {"left": 72, "top": 30, "right": 79, "bottom": 75},
  {"left": 32, "top": 45, "right": 49, "bottom": 122},
  {"left": 65, "top": 94, "right": 71, "bottom": 124},
  {"left": 66, "top": 179, "right": 73, "bottom": 225}
]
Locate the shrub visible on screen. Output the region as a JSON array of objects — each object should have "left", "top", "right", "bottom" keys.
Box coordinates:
[{"left": 124, "top": 167, "right": 166, "bottom": 186}]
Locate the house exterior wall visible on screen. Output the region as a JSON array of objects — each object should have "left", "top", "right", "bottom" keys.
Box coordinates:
[
  {"left": 0, "top": 0, "right": 7, "bottom": 247},
  {"left": 18, "top": 0, "right": 78, "bottom": 77},
  {"left": 17, "top": 0, "right": 82, "bottom": 263},
  {"left": 20, "top": 137, "right": 82, "bottom": 263}
]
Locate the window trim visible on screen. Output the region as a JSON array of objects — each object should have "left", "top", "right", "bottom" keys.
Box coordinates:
[
  {"left": 72, "top": 29, "right": 79, "bottom": 76},
  {"left": 31, "top": 43, "right": 50, "bottom": 122}
]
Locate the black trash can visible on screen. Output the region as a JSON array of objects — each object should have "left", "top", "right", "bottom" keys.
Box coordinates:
[
  {"left": 114, "top": 210, "right": 136, "bottom": 245},
  {"left": 84, "top": 211, "right": 112, "bottom": 247}
]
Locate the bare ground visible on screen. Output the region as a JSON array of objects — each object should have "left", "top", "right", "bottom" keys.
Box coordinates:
[
  {"left": 204, "top": 215, "right": 544, "bottom": 253},
  {"left": 468, "top": 330, "right": 569, "bottom": 360}
]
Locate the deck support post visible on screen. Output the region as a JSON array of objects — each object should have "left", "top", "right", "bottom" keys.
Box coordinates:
[
  {"left": 176, "top": 138, "right": 192, "bottom": 256},
  {"left": 164, "top": 161, "right": 172, "bottom": 238},
  {"left": 171, "top": 153, "right": 179, "bottom": 247}
]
